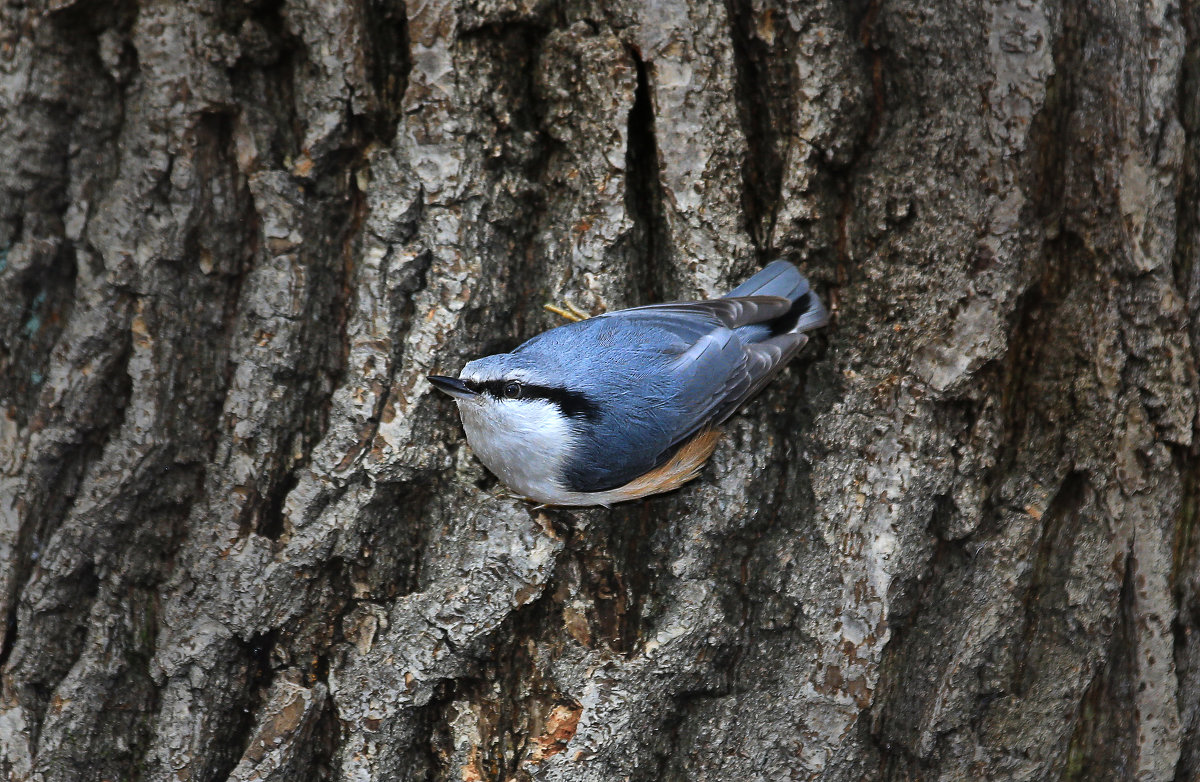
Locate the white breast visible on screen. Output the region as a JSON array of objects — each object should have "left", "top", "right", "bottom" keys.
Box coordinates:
[{"left": 456, "top": 396, "right": 579, "bottom": 505}]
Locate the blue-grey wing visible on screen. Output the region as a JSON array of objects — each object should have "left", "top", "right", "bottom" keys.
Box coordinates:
[
  {"left": 599, "top": 294, "right": 806, "bottom": 437},
  {"left": 593, "top": 300, "right": 806, "bottom": 470},
  {"left": 558, "top": 321, "right": 746, "bottom": 492},
  {"left": 597, "top": 295, "right": 793, "bottom": 337},
  {"left": 556, "top": 290, "right": 818, "bottom": 492},
  {"left": 654, "top": 326, "right": 810, "bottom": 456}
]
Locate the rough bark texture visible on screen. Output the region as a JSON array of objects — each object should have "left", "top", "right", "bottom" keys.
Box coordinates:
[{"left": 1, "top": 0, "right": 1198, "bottom": 780}]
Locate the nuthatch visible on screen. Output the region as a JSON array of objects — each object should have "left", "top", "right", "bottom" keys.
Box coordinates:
[{"left": 429, "top": 260, "right": 827, "bottom": 507}]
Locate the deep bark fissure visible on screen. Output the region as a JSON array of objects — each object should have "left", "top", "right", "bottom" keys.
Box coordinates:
[
  {"left": 834, "top": 0, "right": 887, "bottom": 275},
  {"left": 357, "top": 481, "right": 429, "bottom": 600},
  {"left": 585, "top": 502, "right": 662, "bottom": 656},
  {"left": 228, "top": 0, "right": 303, "bottom": 170},
  {"left": 723, "top": 0, "right": 794, "bottom": 256},
  {"left": 21, "top": 562, "right": 100, "bottom": 752},
  {"left": 1061, "top": 545, "right": 1139, "bottom": 780},
  {"left": 1009, "top": 472, "right": 1088, "bottom": 698},
  {"left": 446, "top": 20, "right": 558, "bottom": 351},
  {"left": 987, "top": 232, "right": 1087, "bottom": 513},
  {"left": 1172, "top": 19, "right": 1200, "bottom": 776},
  {"left": 210, "top": 635, "right": 281, "bottom": 782},
  {"left": 867, "top": 520, "right": 978, "bottom": 771},
  {"left": 624, "top": 47, "right": 670, "bottom": 303},
  {"left": 306, "top": 696, "right": 342, "bottom": 782},
  {"left": 493, "top": 22, "right": 559, "bottom": 340},
  {"left": 1172, "top": 440, "right": 1200, "bottom": 781},
  {"left": 362, "top": 0, "right": 413, "bottom": 143},
  {"left": 1, "top": 324, "right": 134, "bottom": 660},
  {"left": 258, "top": 471, "right": 300, "bottom": 542},
  {"left": 445, "top": 583, "right": 564, "bottom": 780}
]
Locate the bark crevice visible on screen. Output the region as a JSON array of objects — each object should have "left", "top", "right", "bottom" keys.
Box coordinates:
[{"left": 624, "top": 46, "right": 671, "bottom": 302}]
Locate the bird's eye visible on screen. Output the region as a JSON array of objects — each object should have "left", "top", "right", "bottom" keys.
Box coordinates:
[{"left": 503, "top": 381, "right": 523, "bottom": 399}]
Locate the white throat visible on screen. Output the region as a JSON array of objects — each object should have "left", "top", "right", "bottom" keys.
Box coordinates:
[{"left": 456, "top": 396, "right": 578, "bottom": 504}]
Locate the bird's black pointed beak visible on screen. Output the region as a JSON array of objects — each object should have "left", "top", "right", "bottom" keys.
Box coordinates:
[{"left": 428, "top": 375, "right": 477, "bottom": 399}]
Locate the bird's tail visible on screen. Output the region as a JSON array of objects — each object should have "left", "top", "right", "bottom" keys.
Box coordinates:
[{"left": 725, "top": 260, "right": 829, "bottom": 337}]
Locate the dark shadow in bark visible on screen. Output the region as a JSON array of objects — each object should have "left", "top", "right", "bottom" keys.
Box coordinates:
[
  {"left": 625, "top": 47, "right": 673, "bottom": 303},
  {"left": 362, "top": 0, "right": 413, "bottom": 143},
  {"left": 1061, "top": 549, "right": 1138, "bottom": 780},
  {"left": 834, "top": 0, "right": 887, "bottom": 276},
  {"left": 209, "top": 637, "right": 278, "bottom": 782},
  {"left": 723, "top": 0, "right": 796, "bottom": 255},
  {"left": 1173, "top": 445, "right": 1200, "bottom": 782}
]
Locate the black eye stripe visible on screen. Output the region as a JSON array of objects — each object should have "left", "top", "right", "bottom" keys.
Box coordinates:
[
  {"left": 536, "top": 387, "right": 600, "bottom": 421},
  {"left": 464, "top": 380, "right": 600, "bottom": 421}
]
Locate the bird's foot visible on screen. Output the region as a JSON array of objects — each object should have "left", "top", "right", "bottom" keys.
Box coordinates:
[
  {"left": 489, "top": 487, "right": 536, "bottom": 505},
  {"left": 491, "top": 487, "right": 553, "bottom": 510},
  {"left": 543, "top": 300, "right": 592, "bottom": 323}
]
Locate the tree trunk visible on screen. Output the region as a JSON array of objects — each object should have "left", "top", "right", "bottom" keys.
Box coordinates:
[{"left": 1, "top": 0, "right": 1197, "bottom": 779}]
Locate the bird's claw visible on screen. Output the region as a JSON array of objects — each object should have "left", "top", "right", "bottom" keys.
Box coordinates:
[
  {"left": 544, "top": 300, "right": 592, "bottom": 322},
  {"left": 488, "top": 486, "right": 552, "bottom": 510},
  {"left": 488, "top": 487, "right": 534, "bottom": 504}
]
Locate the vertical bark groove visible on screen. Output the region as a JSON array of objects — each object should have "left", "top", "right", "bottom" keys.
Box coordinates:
[{"left": 624, "top": 48, "right": 671, "bottom": 303}]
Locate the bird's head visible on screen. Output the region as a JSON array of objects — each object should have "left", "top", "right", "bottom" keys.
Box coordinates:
[{"left": 429, "top": 352, "right": 600, "bottom": 442}]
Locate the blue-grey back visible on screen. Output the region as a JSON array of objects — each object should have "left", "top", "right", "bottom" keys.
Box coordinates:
[{"left": 512, "top": 314, "right": 739, "bottom": 491}]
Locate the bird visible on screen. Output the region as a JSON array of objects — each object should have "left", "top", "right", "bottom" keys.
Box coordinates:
[{"left": 428, "top": 260, "right": 828, "bottom": 507}]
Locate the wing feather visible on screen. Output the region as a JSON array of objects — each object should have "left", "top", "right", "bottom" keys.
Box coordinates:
[
  {"left": 658, "top": 339, "right": 802, "bottom": 456},
  {"left": 591, "top": 296, "right": 812, "bottom": 468},
  {"left": 560, "top": 284, "right": 819, "bottom": 492},
  {"left": 599, "top": 295, "right": 793, "bottom": 331}
]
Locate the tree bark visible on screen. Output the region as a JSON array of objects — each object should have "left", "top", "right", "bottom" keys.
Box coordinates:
[{"left": 1, "top": 0, "right": 1197, "bottom": 780}]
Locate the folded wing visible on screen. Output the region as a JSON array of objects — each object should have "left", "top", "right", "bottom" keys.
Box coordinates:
[{"left": 600, "top": 294, "right": 810, "bottom": 466}]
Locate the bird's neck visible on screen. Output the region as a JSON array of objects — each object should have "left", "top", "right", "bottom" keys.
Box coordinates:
[{"left": 457, "top": 399, "right": 578, "bottom": 504}]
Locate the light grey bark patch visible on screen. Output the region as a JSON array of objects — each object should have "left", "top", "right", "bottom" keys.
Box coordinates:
[
  {"left": 330, "top": 493, "right": 563, "bottom": 780},
  {"left": 632, "top": 0, "right": 752, "bottom": 297},
  {"left": 534, "top": 23, "right": 639, "bottom": 314}
]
